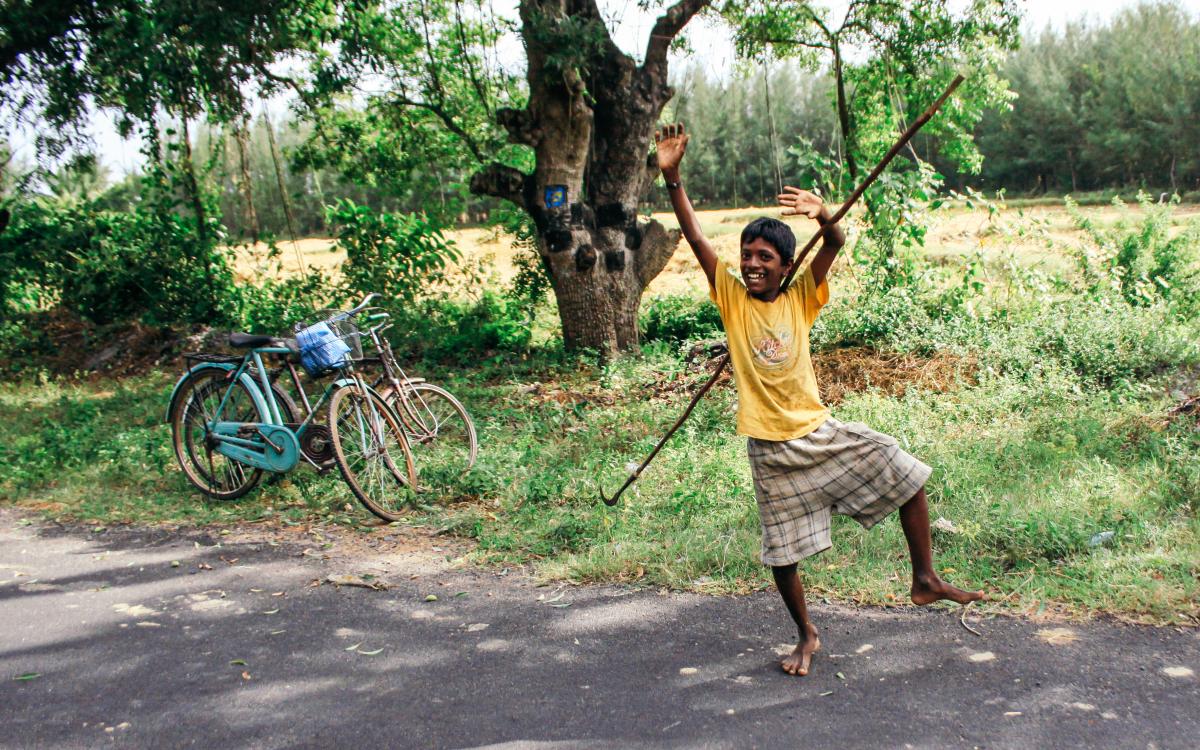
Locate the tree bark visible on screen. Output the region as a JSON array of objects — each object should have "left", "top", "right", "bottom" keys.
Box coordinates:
[{"left": 470, "top": 0, "right": 706, "bottom": 357}]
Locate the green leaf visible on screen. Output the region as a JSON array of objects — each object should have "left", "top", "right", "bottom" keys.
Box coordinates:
[{"left": 13, "top": 672, "right": 41, "bottom": 682}]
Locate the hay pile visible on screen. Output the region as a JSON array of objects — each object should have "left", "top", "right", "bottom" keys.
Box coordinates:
[{"left": 815, "top": 347, "right": 976, "bottom": 405}]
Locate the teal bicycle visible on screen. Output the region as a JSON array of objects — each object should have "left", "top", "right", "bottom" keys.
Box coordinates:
[{"left": 166, "top": 294, "right": 418, "bottom": 520}]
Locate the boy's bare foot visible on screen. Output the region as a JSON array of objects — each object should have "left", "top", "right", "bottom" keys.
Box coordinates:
[
  {"left": 910, "top": 574, "right": 984, "bottom": 606},
  {"left": 781, "top": 624, "right": 820, "bottom": 676}
]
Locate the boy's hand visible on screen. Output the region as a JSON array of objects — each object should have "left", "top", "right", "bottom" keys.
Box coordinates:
[
  {"left": 778, "top": 186, "right": 832, "bottom": 224},
  {"left": 655, "top": 123, "right": 689, "bottom": 175}
]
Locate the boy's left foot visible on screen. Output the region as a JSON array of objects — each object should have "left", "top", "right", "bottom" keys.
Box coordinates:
[{"left": 910, "top": 574, "right": 983, "bottom": 606}]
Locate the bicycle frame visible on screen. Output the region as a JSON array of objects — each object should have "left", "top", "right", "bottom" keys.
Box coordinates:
[
  {"left": 357, "top": 316, "right": 441, "bottom": 438},
  {"left": 190, "top": 346, "right": 302, "bottom": 473}
]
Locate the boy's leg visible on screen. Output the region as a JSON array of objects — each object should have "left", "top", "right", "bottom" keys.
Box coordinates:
[
  {"left": 898, "top": 487, "right": 983, "bottom": 605},
  {"left": 771, "top": 564, "right": 821, "bottom": 676}
]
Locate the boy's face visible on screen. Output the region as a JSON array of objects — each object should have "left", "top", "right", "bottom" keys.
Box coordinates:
[{"left": 741, "top": 237, "right": 792, "bottom": 300}]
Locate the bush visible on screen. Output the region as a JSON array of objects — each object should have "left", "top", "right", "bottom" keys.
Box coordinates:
[
  {"left": 236, "top": 271, "right": 334, "bottom": 335},
  {"left": 391, "top": 291, "right": 534, "bottom": 362},
  {"left": 640, "top": 294, "right": 724, "bottom": 343},
  {"left": 328, "top": 199, "right": 460, "bottom": 303},
  {"left": 0, "top": 200, "right": 236, "bottom": 326}
]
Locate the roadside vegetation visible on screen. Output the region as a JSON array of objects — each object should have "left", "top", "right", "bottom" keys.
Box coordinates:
[
  {"left": 3, "top": 0, "right": 1199, "bottom": 626},
  {"left": 3, "top": 196, "right": 1198, "bottom": 625}
]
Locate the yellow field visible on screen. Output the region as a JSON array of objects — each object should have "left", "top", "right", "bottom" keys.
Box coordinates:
[{"left": 233, "top": 202, "right": 1200, "bottom": 298}]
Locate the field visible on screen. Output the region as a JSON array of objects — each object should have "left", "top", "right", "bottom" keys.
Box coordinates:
[
  {"left": 234, "top": 201, "right": 1200, "bottom": 297},
  {"left": 6, "top": 198, "right": 1200, "bottom": 626}
]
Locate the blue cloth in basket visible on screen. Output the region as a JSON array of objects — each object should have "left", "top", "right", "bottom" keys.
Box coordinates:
[{"left": 296, "top": 322, "right": 351, "bottom": 376}]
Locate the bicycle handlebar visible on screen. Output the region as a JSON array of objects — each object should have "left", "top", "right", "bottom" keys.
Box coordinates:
[{"left": 346, "top": 293, "right": 379, "bottom": 316}]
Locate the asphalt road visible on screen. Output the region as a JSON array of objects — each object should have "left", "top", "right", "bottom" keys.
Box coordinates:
[{"left": 2, "top": 511, "right": 1197, "bottom": 750}]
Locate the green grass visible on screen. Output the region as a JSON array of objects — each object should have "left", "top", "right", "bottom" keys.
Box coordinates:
[
  {"left": 3, "top": 201, "right": 1199, "bottom": 626},
  {"left": 2, "top": 346, "right": 1197, "bottom": 625}
]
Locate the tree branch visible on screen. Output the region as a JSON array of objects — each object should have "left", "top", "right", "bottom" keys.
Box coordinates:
[
  {"left": 496, "top": 107, "right": 541, "bottom": 146},
  {"left": 642, "top": 0, "right": 711, "bottom": 73},
  {"left": 635, "top": 219, "right": 681, "bottom": 288},
  {"left": 387, "top": 91, "right": 485, "bottom": 162},
  {"left": 469, "top": 163, "right": 530, "bottom": 208},
  {"left": 452, "top": 0, "right": 492, "bottom": 117}
]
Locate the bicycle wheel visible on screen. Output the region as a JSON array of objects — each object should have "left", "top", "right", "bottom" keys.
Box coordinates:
[
  {"left": 385, "top": 382, "right": 477, "bottom": 491},
  {"left": 170, "top": 369, "right": 264, "bottom": 500},
  {"left": 328, "top": 385, "right": 416, "bottom": 521}
]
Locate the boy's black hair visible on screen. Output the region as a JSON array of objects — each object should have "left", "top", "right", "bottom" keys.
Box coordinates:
[{"left": 740, "top": 217, "right": 796, "bottom": 266}]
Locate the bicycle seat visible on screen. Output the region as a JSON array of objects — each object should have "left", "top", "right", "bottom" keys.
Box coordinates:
[{"left": 228, "top": 333, "right": 299, "bottom": 353}]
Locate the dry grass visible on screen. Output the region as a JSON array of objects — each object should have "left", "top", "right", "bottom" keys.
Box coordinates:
[
  {"left": 229, "top": 202, "right": 1200, "bottom": 296},
  {"left": 814, "top": 347, "right": 977, "bottom": 405}
]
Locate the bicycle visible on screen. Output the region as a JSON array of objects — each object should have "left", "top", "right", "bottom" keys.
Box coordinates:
[
  {"left": 166, "top": 294, "right": 418, "bottom": 521},
  {"left": 356, "top": 308, "right": 478, "bottom": 494}
]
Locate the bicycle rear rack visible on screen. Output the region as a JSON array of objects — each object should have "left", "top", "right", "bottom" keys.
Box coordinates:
[{"left": 184, "top": 352, "right": 244, "bottom": 367}]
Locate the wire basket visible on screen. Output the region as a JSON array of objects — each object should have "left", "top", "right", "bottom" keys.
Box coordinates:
[{"left": 294, "top": 311, "right": 361, "bottom": 377}]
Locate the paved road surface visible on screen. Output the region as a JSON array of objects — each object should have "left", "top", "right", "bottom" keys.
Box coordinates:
[{"left": 2, "top": 511, "right": 1197, "bottom": 749}]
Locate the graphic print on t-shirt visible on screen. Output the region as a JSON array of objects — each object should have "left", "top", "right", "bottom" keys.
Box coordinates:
[{"left": 752, "top": 325, "right": 792, "bottom": 369}]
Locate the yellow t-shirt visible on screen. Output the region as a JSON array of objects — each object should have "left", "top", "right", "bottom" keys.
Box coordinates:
[{"left": 709, "top": 258, "right": 830, "bottom": 440}]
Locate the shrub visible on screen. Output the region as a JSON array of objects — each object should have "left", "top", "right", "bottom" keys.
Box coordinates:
[
  {"left": 0, "top": 200, "right": 236, "bottom": 326},
  {"left": 327, "top": 199, "right": 460, "bottom": 303},
  {"left": 392, "top": 291, "right": 534, "bottom": 362},
  {"left": 640, "top": 294, "right": 724, "bottom": 343},
  {"left": 236, "top": 271, "right": 334, "bottom": 335}
]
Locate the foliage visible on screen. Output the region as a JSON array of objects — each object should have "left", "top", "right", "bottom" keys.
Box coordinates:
[
  {"left": 725, "top": 0, "right": 1019, "bottom": 180},
  {"left": 235, "top": 269, "right": 332, "bottom": 335},
  {"left": 0, "top": 0, "right": 335, "bottom": 149},
  {"left": 974, "top": 1, "right": 1200, "bottom": 193},
  {"left": 0, "top": 199, "right": 235, "bottom": 326},
  {"left": 1067, "top": 192, "right": 1200, "bottom": 313},
  {"left": 327, "top": 199, "right": 461, "bottom": 304},
  {"left": 640, "top": 294, "right": 725, "bottom": 344},
  {"left": 398, "top": 292, "right": 535, "bottom": 362}
]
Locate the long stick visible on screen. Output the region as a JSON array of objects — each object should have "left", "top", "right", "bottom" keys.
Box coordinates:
[
  {"left": 601, "top": 354, "right": 729, "bottom": 506},
  {"left": 599, "top": 74, "right": 966, "bottom": 506},
  {"left": 779, "top": 74, "right": 964, "bottom": 293}
]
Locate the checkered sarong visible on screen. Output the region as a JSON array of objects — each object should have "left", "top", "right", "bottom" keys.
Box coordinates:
[{"left": 748, "top": 417, "right": 932, "bottom": 566}]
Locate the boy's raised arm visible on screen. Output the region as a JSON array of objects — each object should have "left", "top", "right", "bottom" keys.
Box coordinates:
[{"left": 656, "top": 123, "right": 717, "bottom": 288}]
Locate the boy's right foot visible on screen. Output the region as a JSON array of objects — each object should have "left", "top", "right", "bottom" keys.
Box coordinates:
[
  {"left": 781, "top": 624, "right": 820, "bottom": 676},
  {"left": 910, "top": 574, "right": 984, "bottom": 606}
]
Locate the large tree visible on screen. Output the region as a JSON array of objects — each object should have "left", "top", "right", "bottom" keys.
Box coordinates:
[
  {"left": 467, "top": 0, "right": 709, "bottom": 353},
  {"left": 3, "top": 0, "right": 712, "bottom": 355}
]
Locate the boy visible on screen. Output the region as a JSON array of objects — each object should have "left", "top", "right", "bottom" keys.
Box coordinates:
[{"left": 655, "top": 123, "right": 982, "bottom": 677}]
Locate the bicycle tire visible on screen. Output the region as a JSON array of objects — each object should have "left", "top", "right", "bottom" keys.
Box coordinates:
[
  {"left": 328, "top": 385, "right": 417, "bottom": 521},
  {"left": 382, "top": 381, "right": 477, "bottom": 493},
  {"left": 170, "top": 369, "right": 264, "bottom": 500}
]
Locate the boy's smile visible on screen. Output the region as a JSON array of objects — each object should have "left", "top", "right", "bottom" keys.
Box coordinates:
[{"left": 741, "top": 237, "right": 792, "bottom": 301}]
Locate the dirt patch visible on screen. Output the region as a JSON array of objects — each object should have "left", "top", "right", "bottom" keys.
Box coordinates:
[{"left": 815, "top": 347, "right": 977, "bottom": 405}]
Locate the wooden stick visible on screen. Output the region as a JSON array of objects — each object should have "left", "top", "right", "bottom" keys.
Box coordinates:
[
  {"left": 601, "top": 354, "right": 729, "bottom": 506},
  {"left": 779, "top": 74, "right": 965, "bottom": 293}
]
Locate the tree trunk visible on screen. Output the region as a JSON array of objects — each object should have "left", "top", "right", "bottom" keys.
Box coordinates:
[
  {"left": 233, "top": 120, "right": 260, "bottom": 243},
  {"left": 179, "top": 116, "right": 208, "bottom": 245},
  {"left": 470, "top": 0, "right": 707, "bottom": 357},
  {"left": 832, "top": 43, "right": 858, "bottom": 181}
]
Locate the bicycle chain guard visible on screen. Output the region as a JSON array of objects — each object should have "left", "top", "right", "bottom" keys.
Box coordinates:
[{"left": 211, "top": 422, "right": 301, "bottom": 473}]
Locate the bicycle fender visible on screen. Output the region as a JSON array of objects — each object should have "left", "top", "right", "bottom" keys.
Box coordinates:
[
  {"left": 331, "top": 378, "right": 388, "bottom": 400},
  {"left": 330, "top": 379, "right": 404, "bottom": 422},
  {"left": 165, "top": 363, "right": 271, "bottom": 425}
]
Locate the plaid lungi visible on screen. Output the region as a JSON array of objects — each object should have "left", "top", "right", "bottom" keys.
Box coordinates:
[{"left": 748, "top": 417, "right": 932, "bottom": 566}]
